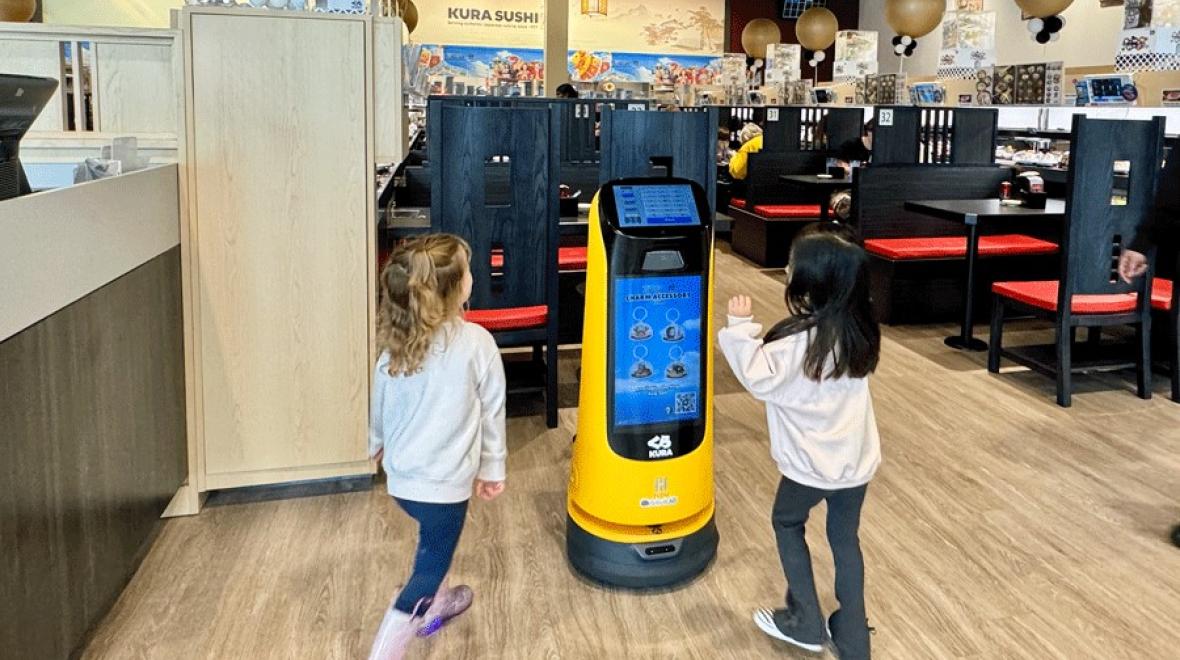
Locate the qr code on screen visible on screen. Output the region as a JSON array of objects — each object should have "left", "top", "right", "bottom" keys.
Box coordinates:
[{"left": 674, "top": 393, "right": 698, "bottom": 415}]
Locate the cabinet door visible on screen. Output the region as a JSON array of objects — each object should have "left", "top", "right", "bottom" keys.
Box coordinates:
[{"left": 189, "top": 13, "right": 370, "bottom": 487}]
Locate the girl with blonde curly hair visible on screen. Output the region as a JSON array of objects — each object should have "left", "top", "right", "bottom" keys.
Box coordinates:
[{"left": 369, "top": 233, "right": 507, "bottom": 660}]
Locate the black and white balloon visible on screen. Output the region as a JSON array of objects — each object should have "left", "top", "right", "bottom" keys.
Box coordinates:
[
  {"left": 1028, "top": 13, "right": 1065, "bottom": 43},
  {"left": 891, "top": 34, "right": 917, "bottom": 57}
]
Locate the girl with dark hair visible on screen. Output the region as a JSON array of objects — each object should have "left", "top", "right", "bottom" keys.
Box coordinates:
[{"left": 718, "top": 222, "right": 881, "bottom": 660}]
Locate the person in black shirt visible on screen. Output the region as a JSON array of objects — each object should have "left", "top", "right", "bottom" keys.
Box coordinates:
[
  {"left": 1120, "top": 153, "right": 1178, "bottom": 282},
  {"left": 1118, "top": 152, "right": 1179, "bottom": 549},
  {"left": 555, "top": 83, "right": 579, "bottom": 99}
]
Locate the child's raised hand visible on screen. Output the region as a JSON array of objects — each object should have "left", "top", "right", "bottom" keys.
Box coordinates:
[
  {"left": 728, "top": 295, "right": 752, "bottom": 318},
  {"left": 475, "top": 480, "right": 506, "bottom": 501}
]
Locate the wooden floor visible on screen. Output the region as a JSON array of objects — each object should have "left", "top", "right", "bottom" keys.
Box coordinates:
[{"left": 84, "top": 245, "right": 1180, "bottom": 660}]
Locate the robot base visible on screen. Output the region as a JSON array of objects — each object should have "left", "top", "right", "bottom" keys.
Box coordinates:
[{"left": 566, "top": 515, "right": 718, "bottom": 590}]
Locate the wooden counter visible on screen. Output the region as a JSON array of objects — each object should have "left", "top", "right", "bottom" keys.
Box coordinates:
[{"left": 0, "top": 165, "right": 188, "bottom": 659}]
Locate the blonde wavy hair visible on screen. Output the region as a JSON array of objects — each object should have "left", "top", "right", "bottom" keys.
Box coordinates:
[{"left": 377, "top": 233, "right": 471, "bottom": 376}]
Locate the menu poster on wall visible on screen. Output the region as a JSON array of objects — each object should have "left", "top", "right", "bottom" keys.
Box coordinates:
[{"left": 567, "top": 0, "right": 725, "bottom": 56}]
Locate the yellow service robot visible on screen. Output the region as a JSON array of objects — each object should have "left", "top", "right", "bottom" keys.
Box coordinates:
[{"left": 567, "top": 177, "right": 718, "bottom": 588}]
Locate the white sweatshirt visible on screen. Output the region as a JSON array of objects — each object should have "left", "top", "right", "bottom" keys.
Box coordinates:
[
  {"left": 718, "top": 315, "right": 881, "bottom": 490},
  {"left": 369, "top": 321, "right": 507, "bottom": 504}
]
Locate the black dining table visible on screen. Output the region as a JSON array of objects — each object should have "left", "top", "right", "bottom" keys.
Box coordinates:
[
  {"left": 903, "top": 198, "right": 1067, "bottom": 351},
  {"left": 779, "top": 174, "right": 851, "bottom": 223}
]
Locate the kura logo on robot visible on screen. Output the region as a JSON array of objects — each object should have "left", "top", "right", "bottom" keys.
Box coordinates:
[{"left": 647, "top": 434, "right": 673, "bottom": 459}]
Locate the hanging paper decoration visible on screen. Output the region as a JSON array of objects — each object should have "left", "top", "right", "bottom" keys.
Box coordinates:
[
  {"left": 581, "top": 0, "right": 608, "bottom": 17},
  {"left": 835, "top": 30, "right": 879, "bottom": 79}
]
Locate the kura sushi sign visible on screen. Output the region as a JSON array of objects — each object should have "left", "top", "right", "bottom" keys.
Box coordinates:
[
  {"left": 446, "top": 8, "right": 543, "bottom": 27},
  {"left": 415, "top": 1, "right": 546, "bottom": 48}
]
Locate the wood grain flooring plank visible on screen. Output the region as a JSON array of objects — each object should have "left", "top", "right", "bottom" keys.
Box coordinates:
[{"left": 82, "top": 245, "right": 1180, "bottom": 659}]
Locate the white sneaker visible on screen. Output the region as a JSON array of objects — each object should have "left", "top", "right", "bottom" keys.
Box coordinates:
[
  {"left": 369, "top": 599, "right": 427, "bottom": 660},
  {"left": 753, "top": 608, "right": 825, "bottom": 653}
]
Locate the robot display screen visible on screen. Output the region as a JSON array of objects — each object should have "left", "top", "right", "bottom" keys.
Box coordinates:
[
  {"left": 612, "top": 184, "right": 699, "bottom": 227},
  {"left": 613, "top": 274, "right": 702, "bottom": 427}
]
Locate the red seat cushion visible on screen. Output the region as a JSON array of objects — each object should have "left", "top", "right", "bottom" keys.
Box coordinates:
[
  {"left": 992, "top": 280, "right": 1138, "bottom": 315},
  {"left": 864, "top": 234, "right": 1058, "bottom": 260},
  {"left": 1154, "top": 278, "right": 1174, "bottom": 311},
  {"left": 559, "top": 246, "right": 588, "bottom": 270},
  {"left": 489, "top": 247, "right": 586, "bottom": 271},
  {"left": 465, "top": 306, "right": 548, "bottom": 331},
  {"left": 729, "top": 198, "right": 748, "bottom": 209},
  {"left": 752, "top": 204, "right": 822, "bottom": 218}
]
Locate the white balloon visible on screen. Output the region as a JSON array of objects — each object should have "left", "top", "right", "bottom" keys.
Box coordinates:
[
  {"left": 754, "top": 59, "right": 764, "bottom": 68},
  {"left": 894, "top": 44, "right": 907, "bottom": 55},
  {"left": 1029, "top": 18, "right": 1045, "bottom": 33},
  {"left": 1051, "top": 32, "right": 1061, "bottom": 42},
  {"left": 901, "top": 36, "right": 913, "bottom": 46},
  {"left": 814, "top": 51, "right": 827, "bottom": 62},
  {"left": 809, "top": 59, "right": 818, "bottom": 67}
]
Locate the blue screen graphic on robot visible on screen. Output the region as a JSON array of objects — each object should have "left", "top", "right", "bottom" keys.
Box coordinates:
[
  {"left": 612, "top": 185, "right": 699, "bottom": 227},
  {"left": 613, "top": 275, "right": 702, "bottom": 427}
]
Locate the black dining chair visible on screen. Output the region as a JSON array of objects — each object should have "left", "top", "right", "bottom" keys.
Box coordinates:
[
  {"left": 429, "top": 101, "right": 561, "bottom": 428},
  {"left": 988, "top": 116, "right": 1166, "bottom": 407}
]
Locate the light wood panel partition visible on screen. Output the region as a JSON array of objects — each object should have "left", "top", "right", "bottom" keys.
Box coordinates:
[
  {"left": 0, "top": 24, "right": 181, "bottom": 163},
  {"left": 180, "top": 7, "right": 377, "bottom": 493},
  {"left": 0, "top": 37, "right": 64, "bottom": 132},
  {"left": 94, "top": 41, "right": 177, "bottom": 133},
  {"left": 373, "top": 17, "right": 406, "bottom": 165}
]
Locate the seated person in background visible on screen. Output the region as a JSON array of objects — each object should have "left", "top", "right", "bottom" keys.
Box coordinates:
[
  {"left": 555, "top": 83, "right": 579, "bottom": 99},
  {"left": 829, "top": 120, "right": 875, "bottom": 221},
  {"left": 718, "top": 127, "right": 734, "bottom": 166},
  {"left": 728, "top": 123, "right": 764, "bottom": 181}
]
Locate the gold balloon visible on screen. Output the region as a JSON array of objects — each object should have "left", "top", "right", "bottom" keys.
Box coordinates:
[
  {"left": 795, "top": 7, "right": 839, "bottom": 52},
  {"left": 0, "top": 0, "right": 37, "bottom": 22},
  {"left": 884, "top": 0, "right": 945, "bottom": 39},
  {"left": 401, "top": 0, "right": 417, "bottom": 33},
  {"left": 741, "top": 18, "right": 782, "bottom": 60},
  {"left": 1015, "top": 0, "right": 1074, "bottom": 19}
]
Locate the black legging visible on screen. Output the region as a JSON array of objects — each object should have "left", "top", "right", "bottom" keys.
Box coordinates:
[{"left": 393, "top": 498, "right": 469, "bottom": 614}]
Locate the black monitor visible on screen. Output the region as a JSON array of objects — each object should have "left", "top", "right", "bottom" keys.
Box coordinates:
[{"left": 1, "top": 74, "right": 59, "bottom": 201}]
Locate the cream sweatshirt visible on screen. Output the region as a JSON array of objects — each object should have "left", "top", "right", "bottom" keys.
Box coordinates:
[
  {"left": 718, "top": 315, "right": 881, "bottom": 490},
  {"left": 369, "top": 321, "right": 507, "bottom": 504}
]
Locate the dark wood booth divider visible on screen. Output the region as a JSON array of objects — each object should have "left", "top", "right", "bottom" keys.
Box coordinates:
[
  {"left": 873, "top": 106, "right": 998, "bottom": 166},
  {"left": 600, "top": 107, "right": 719, "bottom": 217},
  {"left": 428, "top": 101, "right": 562, "bottom": 427},
  {"left": 400, "top": 97, "right": 650, "bottom": 214}
]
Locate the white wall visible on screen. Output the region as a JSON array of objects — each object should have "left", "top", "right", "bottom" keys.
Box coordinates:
[{"left": 859, "top": 0, "right": 1127, "bottom": 77}]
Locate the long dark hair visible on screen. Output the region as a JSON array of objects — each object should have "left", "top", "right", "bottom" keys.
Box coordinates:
[{"left": 763, "top": 223, "right": 880, "bottom": 381}]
